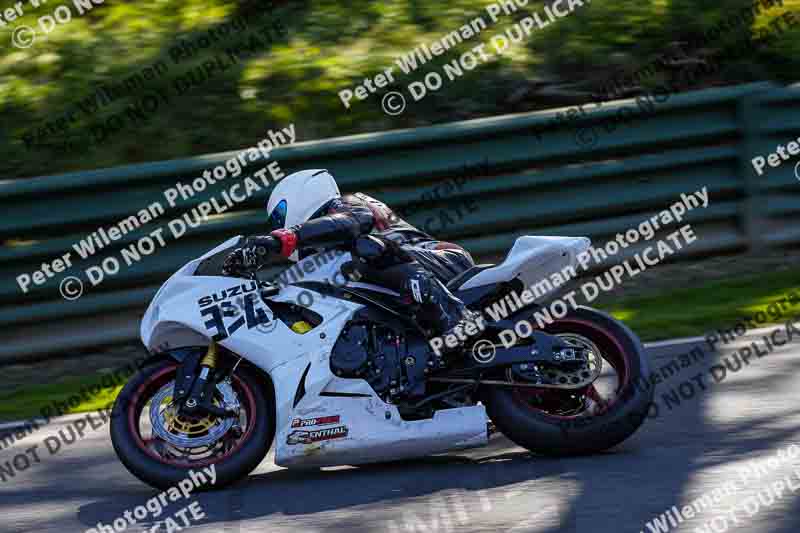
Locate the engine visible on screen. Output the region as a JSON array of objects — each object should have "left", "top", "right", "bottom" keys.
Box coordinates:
[{"left": 330, "top": 322, "right": 434, "bottom": 402}]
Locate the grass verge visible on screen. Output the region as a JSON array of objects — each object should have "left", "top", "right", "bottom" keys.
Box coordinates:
[
  {"left": 0, "top": 374, "right": 123, "bottom": 424},
  {"left": 600, "top": 269, "right": 800, "bottom": 341}
]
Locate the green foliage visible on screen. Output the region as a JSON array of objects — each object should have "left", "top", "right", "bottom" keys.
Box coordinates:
[{"left": 1, "top": 0, "right": 797, "bottom": 178}]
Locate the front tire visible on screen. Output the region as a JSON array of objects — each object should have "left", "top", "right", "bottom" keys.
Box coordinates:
[
  {"left": 110, "top": 359, "right": 274, "bottom": 489},
  {"left": 483, "top": 307, "right": 654, "bottom": 456}
]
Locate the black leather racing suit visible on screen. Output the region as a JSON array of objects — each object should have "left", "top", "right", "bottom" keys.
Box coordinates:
[{"left": 243, "top": 193, "right": 476, "bottom": 337}]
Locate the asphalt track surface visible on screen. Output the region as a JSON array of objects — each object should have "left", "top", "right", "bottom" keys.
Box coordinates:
[{"left": 2, "top": 326, "right": 800, "bottom": 533}]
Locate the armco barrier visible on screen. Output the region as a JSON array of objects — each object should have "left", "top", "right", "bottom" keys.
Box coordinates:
[{"left": 2, "top": 81, "right": 798, "bottom": 363}]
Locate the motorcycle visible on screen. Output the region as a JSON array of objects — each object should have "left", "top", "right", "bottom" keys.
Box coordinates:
[{"left": 111, "top": 235, "right": 654, "bottom": 489}]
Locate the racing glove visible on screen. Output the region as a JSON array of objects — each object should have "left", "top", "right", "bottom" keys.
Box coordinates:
[{"left": 222, "top": 234, "right": 284, "bottom": 275}]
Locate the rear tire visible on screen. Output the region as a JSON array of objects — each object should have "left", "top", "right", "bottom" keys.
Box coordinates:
[
  {"left": 483, "top": 307, "right": 654, "bottom": 456},
  {"left": 111, "top": 359, "right": 274, "bottom": 489}
]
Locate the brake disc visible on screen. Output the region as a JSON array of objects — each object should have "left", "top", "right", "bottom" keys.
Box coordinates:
[{"left": 149, "top": 381, "right": 240, "bottom": 449}]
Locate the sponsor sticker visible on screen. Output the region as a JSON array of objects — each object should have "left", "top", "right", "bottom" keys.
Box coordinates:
[
  {"left": 287, "top": 425, "right": 348, "bottom": 445},
  {"left": 291, "top": 415, "right": 341, "bottom": 428}
]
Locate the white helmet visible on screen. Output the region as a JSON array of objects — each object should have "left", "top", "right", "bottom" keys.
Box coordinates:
[{"left": 266, "top": 169, "right": 341, "bottom": 261}]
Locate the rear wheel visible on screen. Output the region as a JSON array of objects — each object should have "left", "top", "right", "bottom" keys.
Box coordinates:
[
  {"left": 483, "top": 307, "right": 654, "bottom": 455},
  {"left": 110, "top": 359, "right": 274, "bottom": 489}
]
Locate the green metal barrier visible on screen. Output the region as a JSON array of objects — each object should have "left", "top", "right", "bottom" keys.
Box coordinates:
[{"left": 2, "top": 81, "right": 797, "bottom": 362}]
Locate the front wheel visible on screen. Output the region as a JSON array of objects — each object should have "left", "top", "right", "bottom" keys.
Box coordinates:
[
  {"left": 483, "top": 307, "right": 654, "bottom": 456},
  {"left": 110, "top": 359, "right": 274, "bottom": 489}
]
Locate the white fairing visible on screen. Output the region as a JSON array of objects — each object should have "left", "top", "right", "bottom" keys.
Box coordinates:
[
  {"left": 457, "top": 236, "right": 591, "bottom": 299},
  {"left": 140, "top": 237, "right": 488, "bottom": 469},
  {"left": 140, "top": 235, "right": 589, "bottom": 468}
]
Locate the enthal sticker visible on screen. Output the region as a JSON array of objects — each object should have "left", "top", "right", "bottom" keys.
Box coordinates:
[
  {"left": 291, "top": 415, "right": 341, "bottom": 428},
  {"left": 287, "top": 426, "right": 348, "bottom": 445}
]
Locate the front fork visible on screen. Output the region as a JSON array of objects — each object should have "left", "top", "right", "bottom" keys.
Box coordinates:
[{"left": 173, "top": 343, "right": 239, "bottom": 418}]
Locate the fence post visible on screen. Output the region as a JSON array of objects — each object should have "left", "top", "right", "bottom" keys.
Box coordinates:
[{"left": 736, "top": 92, "right": 767, "bottom": 252}]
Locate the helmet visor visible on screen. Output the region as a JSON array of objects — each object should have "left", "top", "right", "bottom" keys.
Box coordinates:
[{"left": 268, "top": 199, "right": 287, "bottom": 231}]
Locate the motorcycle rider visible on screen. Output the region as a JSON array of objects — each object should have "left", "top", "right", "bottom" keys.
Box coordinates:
[{"left": 222, "top": 169, "right": 478, "bottom": 349}]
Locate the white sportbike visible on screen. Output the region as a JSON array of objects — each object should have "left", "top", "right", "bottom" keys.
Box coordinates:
[{"left": 111, "top": 235, "right": 654, "bottom": 489}]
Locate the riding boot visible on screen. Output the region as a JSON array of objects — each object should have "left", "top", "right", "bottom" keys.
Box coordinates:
[{"left": 405, "top": 272, "right": 480, "bottom": 350}]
